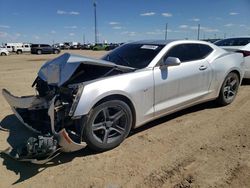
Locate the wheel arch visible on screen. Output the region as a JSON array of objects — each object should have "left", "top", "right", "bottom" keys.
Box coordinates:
[
  {"left": 230, "top": 69, "right": 241, "bottom": 81},
  {"left": 93, "top": 94, "right": 136, "bottom": 129}
]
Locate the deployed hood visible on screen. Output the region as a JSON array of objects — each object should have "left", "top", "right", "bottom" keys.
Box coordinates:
[{"left": 38, "top": 53, "right": 134, "bottom": 86}]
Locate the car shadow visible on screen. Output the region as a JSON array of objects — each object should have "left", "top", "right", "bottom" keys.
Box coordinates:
[
  {"left": 0, "top": 115, "right": 97, "bottom": 185},
  {"left": 241, "top": 79, "right": 250, "bottom": 85},
  {"left": 0, "top": 100, "right": 220, "bottom": 185}
]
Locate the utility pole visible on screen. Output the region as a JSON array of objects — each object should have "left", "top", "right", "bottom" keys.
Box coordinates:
[
  {"left": 83, "top": 34, "right": 85, "bottom": 44},
  {"left": 93, "top": 1, "right": 97, "bottom": 44},
  {"left": 197, "top": 24, "right": 200, "bottom": 40},
  {"left": 165, "top": 23, "right": 168, "bottom": 40}
]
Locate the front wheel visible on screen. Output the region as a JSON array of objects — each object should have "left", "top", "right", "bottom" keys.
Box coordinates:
[
  {"left": 53, "top": 49, "right": 59, "bottom": 54},
  {"left": 217, "top": 72, "right": 240, "bottom": 106},
  {"left": 82, "top": 100, "right": 133, "bottom": 152},
  {"left": 1, "top": 52, "right": 7, "bottom": 56}
]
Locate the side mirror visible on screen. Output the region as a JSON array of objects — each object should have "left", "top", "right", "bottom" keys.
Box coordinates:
[{"left": 163, "top": 57, "right": 181, "bottom": 67}]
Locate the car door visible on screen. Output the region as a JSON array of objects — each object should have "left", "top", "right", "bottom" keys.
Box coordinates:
[{"left": 153, "top": 43, "right": 213, "bottom": 117}]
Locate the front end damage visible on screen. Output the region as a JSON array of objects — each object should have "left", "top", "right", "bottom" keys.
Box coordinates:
[
  {"left": 2, "top": 82, "right": 86, "bottom": 163},
  {"left": 1, "top": 53, "right": 134, "bottom": 163}
]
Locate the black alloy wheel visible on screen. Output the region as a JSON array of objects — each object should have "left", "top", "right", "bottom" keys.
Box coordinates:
[
  {"left": 83, "top": 100, "right": 133, "bottom": 151},
  {"left": 217, "top": 72, "right": 240, "bottom": 106}
]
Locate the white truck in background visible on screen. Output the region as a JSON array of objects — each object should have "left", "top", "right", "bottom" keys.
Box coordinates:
[{"left": 4, "top": 43, "right": 31, "bottom": 54}]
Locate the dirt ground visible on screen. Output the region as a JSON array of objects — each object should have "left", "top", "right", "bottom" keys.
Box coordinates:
[{"left": 0, "top": 50, "right": 250, "bottom": 188}]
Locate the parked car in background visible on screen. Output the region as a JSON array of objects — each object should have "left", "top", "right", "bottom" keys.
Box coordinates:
[
  {"left": 203, "top": 39, "right": 220, "bottom": 43},
  {"left": 13, "top": 43, "right": 31, "bottom": 54},
  {"left": 31, "top": 44, "right": 60, "bottom": 55},
  {"left": 92, "top": 43, "right": 109, "bottom": 51},
  {"left": 3, "top": 40, "right": 244, "bottom": 155},
  {"left": 3, "top": 43, "right": 23, "bottom": 52},
  {"left": 215, "top": 37, "right": 250, "bottom": 78},
  {"left": 0, "top": 48, "right": 9, "bottom": 56},
  {"left": 80, "top": 43, "right": 93, "bottom": 50},
  {"left": 105, "top": 43, "right": 120, "bottom": 51}
]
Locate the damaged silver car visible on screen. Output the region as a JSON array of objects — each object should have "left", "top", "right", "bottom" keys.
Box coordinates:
[{"left": 2, "top": 40, "right": 245, "bottom": 163}]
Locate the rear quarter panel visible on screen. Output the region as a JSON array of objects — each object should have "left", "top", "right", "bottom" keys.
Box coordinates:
[{"left": 208, "top": 52, "right": 244, "bottom": 98}]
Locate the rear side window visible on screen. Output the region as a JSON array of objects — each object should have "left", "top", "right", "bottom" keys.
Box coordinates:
[
  {"left": 232, "top": 38, "right": 250, "bottom": 46},
  {"left": 198, "top": 44, "right": 213, "bottom": 58},
  {"left": 41, "top": 44, "right": 50, "bottom": 47},
  {"left": 215, "top": 38, "right": 250, "bottom": 46},
  {"left": 165, "top": 43, "right": 213, "bottom": 62},
  {"left": 215, "top": 39, "right": 235, "bottom": 46},
  {"left": 31, "top": 44, "right": 38, "bottom": 47}
]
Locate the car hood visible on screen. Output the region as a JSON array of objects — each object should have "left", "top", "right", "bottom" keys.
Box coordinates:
[{"left": 38, "top": 53, "right": 135, "bottom": 86}]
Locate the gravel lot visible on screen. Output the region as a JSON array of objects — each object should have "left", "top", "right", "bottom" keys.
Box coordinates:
[{"left": 0, "top": 50, "right": 250, "bottom": 188}]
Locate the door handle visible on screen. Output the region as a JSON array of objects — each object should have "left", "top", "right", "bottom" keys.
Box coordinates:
[{"left": 199, "top": 65, "right": 207, "bottom": 71}]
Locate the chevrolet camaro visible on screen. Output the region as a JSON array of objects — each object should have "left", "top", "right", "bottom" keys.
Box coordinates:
[{"left": 2, "top": 40, "right": 245, "bottom": 157}]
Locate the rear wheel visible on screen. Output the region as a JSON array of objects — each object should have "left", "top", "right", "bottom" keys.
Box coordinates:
[
  {"left": 217, "top": 72, "right": 240, "bottom": 106},
  {"left": 1, "top": 52, "right": 7, "bottom": 56},
  {"left": 82, "top": 100, "right": 133, "bottom": 151},
  {"left": 37, "top": 50, "right": 42, "bottom": 55},
  {"left": 16, "top": 50, "right": 22, "bottom": 54}
]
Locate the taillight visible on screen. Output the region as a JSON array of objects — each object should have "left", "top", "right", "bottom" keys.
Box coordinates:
[{"left": 236, "top": 50, "right": 250, "bottom": 57}]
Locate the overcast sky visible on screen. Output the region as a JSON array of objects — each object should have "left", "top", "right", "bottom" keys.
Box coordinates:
[{"left": 0, "top": 0, "right": 250, "bottom": 44}]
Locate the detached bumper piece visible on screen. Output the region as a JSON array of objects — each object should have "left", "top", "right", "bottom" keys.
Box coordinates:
[
  {"left": 1, "top": 135, "right": 61, "bottom": 164},
  {"left": 2, "top": 89, "right": 86, "bottom": 164}
]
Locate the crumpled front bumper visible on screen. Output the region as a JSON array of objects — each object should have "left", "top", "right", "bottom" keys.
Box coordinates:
[{"left": 2, "top": 88, "right": 86, "bottom": 153}]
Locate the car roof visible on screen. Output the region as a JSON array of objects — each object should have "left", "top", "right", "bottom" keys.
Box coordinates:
[{"left": 129, "top": 39, "right": 214, "bottom": 46}]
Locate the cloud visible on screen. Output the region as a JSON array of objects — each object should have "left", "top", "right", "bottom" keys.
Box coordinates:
[
  {"left": 51, "top": 30, "right": 56, "bottom": 34},
  {"left": 64, "top": 26, "right": 78, "bottom": 29},
  {"left": 57, "top": 10, "right": 67, "bottom": 15},
  {"left": 112, "top": 26, "right": 122, "bottom": 30},
  {"left": 0, "top": 31, "right": 8, "bottom": 38},
  {"left": 69, "top": 33, "right": 75, "bottom": 36},
  {"left": 146, "top": 29, "right": 164, "bottom": 35},
  {"left": 229, "top": 12, "right": 239, "bottom": 16},
  {"left": 186, "top": 25, "right": 219, "bottom": 33},
  {"left": 190, "top": 18, "right": 200, "bottom": 22},
  {"left": 140, "top": 12, "right": 155, "bottom": 16},
  {"left": 15, "top": 33, "right": 21, "bottom": 37},
  {"left": 109, "top": 22, "right": 120, "bottom": 25},
  {"left": 57, "top": 10, "right": 80, "bottom": 15},
  {"left": 0, "top": 25, "right": 10, "bottom": 29},
  {"left": 162, "top": 13, "right": 172, "bottom": 17},
  {"left": 69, "top": 11, "right": 80, "bottom": 15},
  {"left": 224, "top": 23, "right": 234, "bottom": 27},
  {"left": 179, "top": 25, "right": 189, "bottom": 29},
  {"left": 121, "top": 31, "right": 136, "bottom": 36},
  {"left": 33, "top": 35, "right": 40, "bottom": 40}
]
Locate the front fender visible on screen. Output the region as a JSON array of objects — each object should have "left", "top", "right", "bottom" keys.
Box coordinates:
[{"left": 72, "top": 69, "right": 155, "bottom": 127}]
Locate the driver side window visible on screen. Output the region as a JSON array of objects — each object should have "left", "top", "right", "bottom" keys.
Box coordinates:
[{"left": 164, "top": 44, "right": 187, "bottom": 62}]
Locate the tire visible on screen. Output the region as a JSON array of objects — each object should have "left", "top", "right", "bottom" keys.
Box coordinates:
[
  {"left": 53, "top": 49, "right": 59, "bottom": 54},
  {"left": 37, "top": 50, "right": 42, "bottom": 55},
  {"left": 1, "top": 52, "right": 7, "bottom": 56},
  {"left": 16, "top": 50, "right": 22, "bottom": 54},
  {"left": 82, "top": 100, "right": 133, "bottom": 152},
  {"left": 217, "top": 72, "right": 240, "bottom": 106}
]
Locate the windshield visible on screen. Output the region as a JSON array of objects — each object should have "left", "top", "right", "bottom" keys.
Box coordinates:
[{"left": 102, "top": 43, "right": 164, "bottom": 69}]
